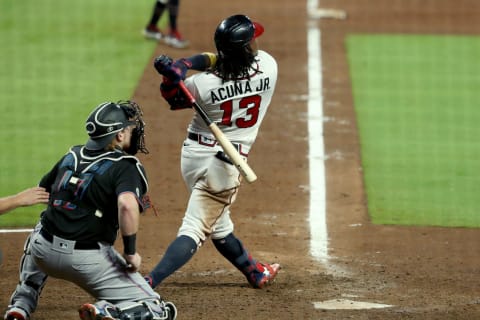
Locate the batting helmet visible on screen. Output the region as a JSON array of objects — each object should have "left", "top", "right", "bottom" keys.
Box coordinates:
[
  {"left": 85, "top": 102, "right": 135, "bottom": 150},
  {"left": 214, "top": 14, "right": 264, "bottom": 56}
]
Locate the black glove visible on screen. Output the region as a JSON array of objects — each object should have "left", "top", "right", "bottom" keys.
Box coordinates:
[
  {"left": 153, "top": 55, "right": 191, "bottom": 85},
  {"left": 153, "top": 54, "right": 173, "bottom": 75}
]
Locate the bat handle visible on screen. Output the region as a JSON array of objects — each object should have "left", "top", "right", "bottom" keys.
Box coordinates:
[
  {"left": 178, "top": 81, "right": 212, "bottom": 126},
  {"left": 179, "top": 82, "right": 195, "bottom": 104}
]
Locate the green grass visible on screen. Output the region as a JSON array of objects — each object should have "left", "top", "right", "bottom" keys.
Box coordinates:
[
  {"left": 347, "top": 34, "right": 480, "bottom": 228},
  {"left": 0, "top": 0, "right": 158, "bottom": 226}
]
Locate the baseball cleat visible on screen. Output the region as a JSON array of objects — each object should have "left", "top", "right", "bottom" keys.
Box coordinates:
[
  {"left": 248, "top": 262, "right": 281, "bottom": 289},
  {"left": 4, "top": 306, "right": 29, "bottom": 320},
  {"left": 143, "top": 25, "right": 164, "bottom": 41},
  {"left": 144, "top": 275, "right": 154, "bottom": 287},
  {"left": 79, "top": 303, "right": 100, "bottom": 320},
  {"left": 163, "top": 30, "right": 189, "bottom": 49},
  {"left": 79, "top": 303, "right": 116, "bottom": 320}
]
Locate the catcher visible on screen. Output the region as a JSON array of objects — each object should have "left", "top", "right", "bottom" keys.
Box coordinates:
[
  {"left": 145, "top": 14, "right": 280, "bottom": 290},
  {"left": 4, "top": 101, "right": 176, "bottom": 320}
]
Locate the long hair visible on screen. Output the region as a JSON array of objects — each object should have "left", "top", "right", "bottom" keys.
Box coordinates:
[{"left": 214, "top": 45, "right": 258, "bottom": 82}]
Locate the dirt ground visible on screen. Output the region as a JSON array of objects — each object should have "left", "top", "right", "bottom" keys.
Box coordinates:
[{"left": 1, "top": 0, "right": 480, "bottom": 319}]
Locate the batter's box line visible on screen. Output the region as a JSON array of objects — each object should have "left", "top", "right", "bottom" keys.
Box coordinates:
[{"left": 309, "top": 8, "right": 347, "bottom": 20}]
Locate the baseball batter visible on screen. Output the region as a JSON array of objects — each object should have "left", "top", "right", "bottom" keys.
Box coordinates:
[
  {"left": 146, "top": 14, "right": 280, "bottom": 289},
  {"left": 4, "top": 101, "right": 176, "bottom": 320}
]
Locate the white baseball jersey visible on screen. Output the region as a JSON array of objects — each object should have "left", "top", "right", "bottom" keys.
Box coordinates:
[
  {"left": 177, "top": 50, "right": 278, "bottom": 244},
  {"left": 185, "top": 50, "right": 278, "bottom": 148}
]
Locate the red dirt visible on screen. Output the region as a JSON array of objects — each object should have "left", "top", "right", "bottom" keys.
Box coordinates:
[{"left": 1, "top": 0, "right": 479, "bottom": 319}]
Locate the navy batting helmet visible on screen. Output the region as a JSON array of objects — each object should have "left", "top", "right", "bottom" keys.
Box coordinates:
[
  {"left": 85, "top": 102, "right": 135, "bottom": 150},
  {"left": 214, "top": 14, "right": 264, "bottom": 56}
]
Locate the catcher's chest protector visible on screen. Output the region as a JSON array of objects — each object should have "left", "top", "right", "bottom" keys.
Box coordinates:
[{"left": 50, "top": 147, "right": 118, "bottom": 215}]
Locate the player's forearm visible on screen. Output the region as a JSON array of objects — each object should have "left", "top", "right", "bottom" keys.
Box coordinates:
[
  {"left": 0, "top": 195, "right": 21, "bottom": 215},
  {"left": 118, "top": 192, "right": 140, "bottom": 254},
  {"left": 118, "top": 196, "right": 140, "bottom": 234},
  {"left": 184, "top": 52, "right": 217, "bottom": 71},
  {"left": 0, "top": 187, "right": 50, "bottom": 215}
]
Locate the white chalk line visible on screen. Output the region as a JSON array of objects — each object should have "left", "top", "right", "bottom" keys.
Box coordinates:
[
  {"left": 0, "top": 228, "right": 33, "bottom": 233},
  {"left": 307, "top": 0, "right": 392, "bottom": 310},
  {"left": 314, "top": 299, "right": 393, "bottom": 310},
  {"left": 307, "top": 0, "right": 328, "bottom": 264}
]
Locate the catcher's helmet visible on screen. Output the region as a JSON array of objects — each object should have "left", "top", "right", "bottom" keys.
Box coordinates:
[
  {"left": 85, "top": 102, "right": 135, "bottom": 150},
  {"left": 214, "top": 14, "right": 264, "bottom": 56}
]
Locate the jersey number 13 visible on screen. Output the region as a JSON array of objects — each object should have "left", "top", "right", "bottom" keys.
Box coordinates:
[{"left": 219, "top": 95, "right": 262, "bottom": 128}]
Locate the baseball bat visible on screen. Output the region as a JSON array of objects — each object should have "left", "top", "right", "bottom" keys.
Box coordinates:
[{"left": 178, "top": 82, "right": 257, "bottom": 183}]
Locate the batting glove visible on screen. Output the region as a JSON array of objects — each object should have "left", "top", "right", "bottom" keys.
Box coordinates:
[{"left": 154, "top": 55, "right": 191, "bottom": 85}]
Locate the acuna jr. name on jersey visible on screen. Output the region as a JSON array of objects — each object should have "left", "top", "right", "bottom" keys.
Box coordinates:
[{"left": 210, "top": 77, "right": 271, "bottom": 103}]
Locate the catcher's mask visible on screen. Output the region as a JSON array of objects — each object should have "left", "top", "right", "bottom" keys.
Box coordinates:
[
  {"left": 85, "top": 101, "right": 148, "bottom": 155},
  {"left": 214, "top": 14, "right": 264, "bottom": 57}
]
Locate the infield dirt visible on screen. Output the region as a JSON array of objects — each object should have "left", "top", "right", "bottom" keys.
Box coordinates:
[{"left": 1, "top": 1, "right": 479, "bottom": 319}]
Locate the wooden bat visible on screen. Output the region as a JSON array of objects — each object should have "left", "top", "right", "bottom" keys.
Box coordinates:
[{"left": 178, "top": 82, "right": 257, "bottom": 183}]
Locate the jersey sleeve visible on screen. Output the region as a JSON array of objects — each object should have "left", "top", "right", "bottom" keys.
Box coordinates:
[
  {"left": 112, "top": 159, "right": 148, "bottom": 212},
  {"left": 39, "top": 157, "right": 64, "bottom": 192}
]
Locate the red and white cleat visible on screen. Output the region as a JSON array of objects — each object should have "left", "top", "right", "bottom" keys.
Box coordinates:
[{"left": 248, "top": 262, "right": 281, "bottom": 289}]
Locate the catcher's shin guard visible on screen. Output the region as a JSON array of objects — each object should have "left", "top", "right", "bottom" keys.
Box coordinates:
[{"left": 115, "top": 299, "right": 177, "bottom": 320}]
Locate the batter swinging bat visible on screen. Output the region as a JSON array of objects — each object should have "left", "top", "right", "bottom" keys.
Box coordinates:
[{"left": 178, "top": 82, "right": 258, "bottom": 183}]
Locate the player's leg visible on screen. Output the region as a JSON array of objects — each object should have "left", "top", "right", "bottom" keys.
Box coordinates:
[
  {"left": 145, "top": 145, "right": 207, "bottom": 288},
  {"left": 29, "top": 235, "right": 152, "bottom": 302},
  {"left": 163, "top": 0, "right": 189, "bottom": 48},
  {"left": 146, "top": 146, "right": 238, "bottom": 288},
  {"left": 167, "top": 0, "right": 179, "bottom": 32},
  {"left": 79, "top": 299, "right": 177, "bottom": 320},
  {"left": 143, "top": 0, "right": 168, "bottom": 40},
  {"left": 146, "top": 184, "right": 234, "bottom": 287},
  {"left": 78, "top": 247, "right": 177, "bottom": 320},
  {"left": 145, "top": 234, "right": 198, "bottom": 288},
  {"left": 26, "top": 234, "right": 175, "bottom": 320},
  {"left": 211, "top": 213, "right": 281, "bottom": 289},
  {"left": 192, "top": 148, "right": 281, "bottom": 288},
  {"left": 4, "top": 223, "right": 47, "bottom": 320}
]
